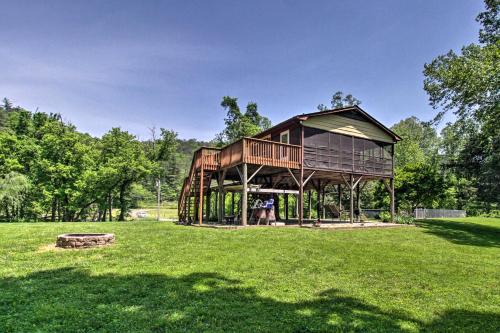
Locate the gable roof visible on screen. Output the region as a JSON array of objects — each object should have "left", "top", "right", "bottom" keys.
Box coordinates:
[{"left": 255, "top": 105, "right": 402, "bottom": 142}]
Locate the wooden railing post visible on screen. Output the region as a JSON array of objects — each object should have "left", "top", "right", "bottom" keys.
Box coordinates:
[{"left": 241, "top": 163, "right": 248, "bottom": 226}]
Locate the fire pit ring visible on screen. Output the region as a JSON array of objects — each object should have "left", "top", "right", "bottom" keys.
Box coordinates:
[{"left": 56, "top": 233, "right": 115, "bottom": 248}]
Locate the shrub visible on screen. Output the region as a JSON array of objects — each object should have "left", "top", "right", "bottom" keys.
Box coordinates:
[
  {"left": 379, "top": 211, "right": 391, "bottom": 222},
  {"left": 394, "top": 213, "right": 415, "bottom": 224}
]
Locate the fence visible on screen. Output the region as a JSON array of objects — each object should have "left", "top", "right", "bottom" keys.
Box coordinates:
[
  {"left": 362, "top": 209, "right": 384, "bottom": 219},
  {"left": 414, "top": 208, "right": 466, "bottom": 219}
]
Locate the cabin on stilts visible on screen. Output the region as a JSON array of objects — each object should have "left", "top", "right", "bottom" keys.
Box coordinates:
[{"left": 178, "top": 105, "right": 401, "bottom": 225}]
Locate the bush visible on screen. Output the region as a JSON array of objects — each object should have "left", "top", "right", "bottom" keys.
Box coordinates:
[
  {"left": 394, "top": 213, "right": 415, "bottom": 224},
  {"left": 379, "top": 211, "right": 391, "bottom": 222},
  {"left": 480, "top": 210, "right": 500, "bottom": 218},
  {"left": 378, "top": 211, "right": 415, "bottom": 224}
]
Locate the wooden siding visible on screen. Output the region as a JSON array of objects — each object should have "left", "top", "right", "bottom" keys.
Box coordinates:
[{"left": 302, "top": 113, "right": 394, "bottom": 143}]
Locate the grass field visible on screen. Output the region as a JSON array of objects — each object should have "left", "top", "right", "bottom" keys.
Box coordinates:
[{"left": 0, "top": 218, "right": 499, "bottom": 332}]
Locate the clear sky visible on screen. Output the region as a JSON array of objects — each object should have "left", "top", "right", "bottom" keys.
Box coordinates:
[{"left": 0, "top": 0, "right": 484, "bottom": 140}]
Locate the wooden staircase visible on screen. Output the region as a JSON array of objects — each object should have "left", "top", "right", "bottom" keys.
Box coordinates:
[{"left": 178, "top": 148, "right": 220, "bottom": 222}]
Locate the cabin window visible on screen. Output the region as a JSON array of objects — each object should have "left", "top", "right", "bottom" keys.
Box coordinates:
[
  {"left": 279, "top": 130, "right": 290, "bottom": 159},
  {"left": 280, "top": 130, "right": 289, "bottom": 144}
]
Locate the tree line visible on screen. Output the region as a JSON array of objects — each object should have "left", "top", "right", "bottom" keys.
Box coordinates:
[{"left": 0, "top": 101, "right": 210, "bottom": 221}]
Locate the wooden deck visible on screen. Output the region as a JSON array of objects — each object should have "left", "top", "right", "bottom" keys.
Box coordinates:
[{"left": 195, "top": 137, "right": 301, "bottom": 171}]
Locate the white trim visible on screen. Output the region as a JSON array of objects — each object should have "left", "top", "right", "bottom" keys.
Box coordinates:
[{"left": 280, "top": 130, "right": 290, "bottom": 144}]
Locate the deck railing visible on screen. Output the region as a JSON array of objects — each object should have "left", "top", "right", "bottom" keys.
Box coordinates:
[
  {"left": 190, "top": 138, "right": 301, "bottom": 171},
  {"left": 200, "top": 148, "right": 220, "bottom": 170},
  {"left": 220, "top": 137, "right": 301, "bottom": 169},
  {"left": 243, "top": 137, "right": 301, "bottom": 169}
]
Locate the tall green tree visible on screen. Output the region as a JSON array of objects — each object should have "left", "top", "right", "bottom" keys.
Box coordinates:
[
  {"left": 0, "top": 172, "right": 30, "bottom": 221},
  {"left": 145, "top": 127, "right": 180, "bottom": 202},
  {"left": 100, "top": 128, "right": 154, "bottom": 221},
  {"left": 423, "top": 0, "right": 500, "bottom": 209},
  {"left": 317, "top": 91, "right": 361, "bottom": 111},
  {"left": 215, "top": 96, "right": 271, "bottom": 146},
  {"left": 377, "top": 117, "right": 448, "bottom": 211}
]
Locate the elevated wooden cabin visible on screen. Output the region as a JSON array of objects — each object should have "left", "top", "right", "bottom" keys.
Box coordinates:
[{"left": 178, "top": 105, "right": 401, "bottom": 225}]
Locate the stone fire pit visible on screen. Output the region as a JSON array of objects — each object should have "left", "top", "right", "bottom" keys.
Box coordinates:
[{"left": 56, "top": 233, "right": 115, "bottom": 249}]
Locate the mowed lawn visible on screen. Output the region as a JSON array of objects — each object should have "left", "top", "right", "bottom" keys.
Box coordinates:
[{"left": 0, "top": 218, "right": 499, "bottom": 332}]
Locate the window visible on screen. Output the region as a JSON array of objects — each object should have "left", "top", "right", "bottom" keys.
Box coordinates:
[
  {"left": 280, "top": 130, "right": 289, "bottom": 144},
  {"left": 279, "top": 130, "right": 290, "bottom": 159}
]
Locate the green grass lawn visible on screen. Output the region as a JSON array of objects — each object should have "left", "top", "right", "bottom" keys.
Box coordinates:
[{"left": 0, "top": 218, "right": 499, "bottom": 332}]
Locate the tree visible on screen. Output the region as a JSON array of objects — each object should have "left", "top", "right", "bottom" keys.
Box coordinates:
[
  {"left": 395, "top": 163, "right": 447, "bottom": 211},
  {"left": 391, "top": 117, "right": 440, "bottom": 168},
  {"left": 215, "top": 96, "right": 271, "bottom": 146},
  {"left": 145, "top": 127, "right": 180, "bottom": 203},
  {"left": 0, "top": 104, "right": 6, "bottom": 130},
  {"left": 317, "top": 91, "right": 361, "bottom": 111},
  {"left": 380, "top": 117, "right": 448, "bottom": 211},
  {"left": 423, "top": 0, "right": 500, "bottom": 209},
  {"left": 100, "top": 128, "right": 154, "bottom": 221},
  {"left": 0, "top": 172, "right": 30, "bottom": 221}
]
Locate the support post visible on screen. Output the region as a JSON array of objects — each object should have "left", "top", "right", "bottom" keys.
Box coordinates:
[
  {"left": 218, "top": 170, "right": 226, "bottom": 223},
  {"left": 307, "top": 190, "right": 312, "bottom": 220},
  {"left": 231, "top": 192, "right": 235, "bottom": 216},
  {"left": 285, "top": 193, "right": 289, "bottom": 221},
  {"left": 298, "top": 125, "right": 304, "bottom": 225},
  {"left": 206, "top": 188, "right": 211, "bottom": 222},
  {"left": 321, "top": 188, "right": 326, "bottom": 219},
  {"left": 356, "top": 182, "right": 361, "bottom": 222},
  {"left": 275, "top": 194, "right": 280, "bottom": 221},
  {"left": 338, "top": 184, "right": 342, "bottom": 221},
  {"left": 187, "top": 193, "right": 191, "bottom": 222},
  {"left": 349, "top": 174, "right": 354, "bottom": 224},
  {"left": 316, "top": 181, "right": 321, "bottom": 220},
  {"left": 241, "top": 163, "right": 248, "bottom": 226},
  {"left": 390, "top": 177, "right": 395, "bottom": 222},
  {"left": 198, "top": 168, "right": 204, "bottom": 224},
  {"left": 214, "top": 189, "right": 218, "bottom": 221}
]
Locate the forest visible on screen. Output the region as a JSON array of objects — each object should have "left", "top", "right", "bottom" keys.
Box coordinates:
[{"left": 0, "top": 1, "right": 498, "bottom": 221}]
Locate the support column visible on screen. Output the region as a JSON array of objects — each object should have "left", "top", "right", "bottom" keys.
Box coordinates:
[
  {"left": 198, "top": 168, "right": 204, "bottom": 224},
  {"left": 321, "top": 188, "right": 326, "bottom": 219},
  {"left": 307, "top": 190, "right": 312, "bottom": 220},
  {"left": 298, "top": 125, "right": 304, "bottom": 226},
  {"left": 338, "top": 184, "right": 343, "bottom": 221},
  {"left": 218, "top": 170, "right": 226, "bottom": 223},
  {"left": 390, "top": 177, "right": 395, "bottom": 222},
  {"left": 349, "top": 174, "right": 354, "bottom": 224},
  {"left": 284, "top": 193, "right": 289, "bottom": 221},
  {"left": 205, "top": 185, "right": 212, "bottom": 221},
  {"left": 214, "top": 189, "right": 218, "bottom": 221},
  {"left": 241, "top": 163, "right": 248, "bottom": 226},
  {"left": 275, "top": 194, "right": 280, "bottom": 221},
  {"left": 316, "top": 181, "right": 321, "bottom": 220},
  {"left": 231, "top": 192, "right": 235, "bottom": 216},
  {"left": 187, "top": 194, "right": 191, "bottom": 222},
  {"left": 356, "top": 182, "right": 360, "bottom": 222},
  {"left": 298, "top": 174, "right": 304, "bottom": 225}
]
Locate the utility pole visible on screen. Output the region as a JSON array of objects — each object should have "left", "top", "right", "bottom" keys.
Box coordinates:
[{"left": 156, "top": 178, "right": 161, "bottom": 221}]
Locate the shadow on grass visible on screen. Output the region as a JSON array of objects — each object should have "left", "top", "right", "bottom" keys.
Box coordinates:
[
  {"left": 0, "top": 268, "right": 498, "bottom": 332},
  {"left": 417, "top": 219, "right": 500, "bottom": 247}
]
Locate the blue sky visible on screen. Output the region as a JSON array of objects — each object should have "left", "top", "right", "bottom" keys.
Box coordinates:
[{"left": 0, "top": 0, "right": 484, "bottom": 140}]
